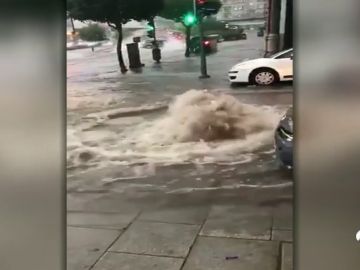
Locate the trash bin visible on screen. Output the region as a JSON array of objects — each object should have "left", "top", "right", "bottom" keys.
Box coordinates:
[{"left": 126, "top": 43, "right": 142, "bottom": 69}]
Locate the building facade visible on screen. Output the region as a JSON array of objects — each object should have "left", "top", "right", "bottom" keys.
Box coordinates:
[
  {"left": 217, "top": 0, "right": 269, "bottom": 21},
  {"left": 265, "top": 0, "right": 292, "bottom": 54}
]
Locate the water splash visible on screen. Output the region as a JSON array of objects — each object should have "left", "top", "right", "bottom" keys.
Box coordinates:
[{"left": 67, "top": 90, "right": 286, "bottom": 174}]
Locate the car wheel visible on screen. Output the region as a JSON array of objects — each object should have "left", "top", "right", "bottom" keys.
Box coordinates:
[{"left": 250, "top": 68, "right": 279, "bottom": 86}]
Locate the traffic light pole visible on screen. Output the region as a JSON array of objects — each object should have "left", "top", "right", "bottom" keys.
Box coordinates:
[
  {"left": 149, "top": 18, "right": 161, "bottom": 63},
  {"left": 197, "top": 12, "right": 210, "bottom": 78},
  {"left": 194, "top": 0, "right": 210, "bottom": 79}
]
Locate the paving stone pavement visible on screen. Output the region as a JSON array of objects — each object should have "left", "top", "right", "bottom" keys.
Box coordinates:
[
  {"left": 67, "top": 227, "right": 121, "bottom": 270},
  {"left": 67, "top": 205, "right": 293, "bottom": 270},
  {"left": 272, "top": 229, "right": 293, "bottom": 242},
  {"left": 92, "top": 252, "right": 184, "bottom": 270},
  {"left": 68, "top": 211, "right": 139, "bottom": 230},
  {"left": 109, "top": 221, "right": 200, "bottom": 257},
  {"left": 138, "top": 207, "right": 209, "bottom": 225},
  {"left": 182, "top": 236, "right": 279, "bottom": 270},
  {"left": 200, "top": 205, "right": 272, "bottom": 240},
  {"left": 281, "top": 243, "right": 293, "bottom": 270}
]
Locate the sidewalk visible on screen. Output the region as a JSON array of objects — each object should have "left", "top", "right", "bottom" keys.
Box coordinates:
[{"left": 67, "top": 201, "right": 292, "bottom": 270}]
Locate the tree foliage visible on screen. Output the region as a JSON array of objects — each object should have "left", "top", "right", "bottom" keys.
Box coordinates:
[
  {"left": 78, "top": 23, "right": 107, "bottom": 41},
  {"left": 160, "top": 0, "right": 222, "bottom": 22},
  {"left": 68, "top": 0, "right": 164, "bottom": 26},
  {"left": 159, "top": 0, "right": 192, "bottom": 22},
  {"left": 67, "top": 0, "right": 164, "bottom": 72}
]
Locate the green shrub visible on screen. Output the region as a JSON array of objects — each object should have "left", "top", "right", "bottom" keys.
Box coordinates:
[{"left": 78, "top": 24, "right": 107, "bottom": 41}]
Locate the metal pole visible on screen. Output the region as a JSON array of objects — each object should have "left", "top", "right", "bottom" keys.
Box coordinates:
[
  {"left": 265, "top": 0, "right": 281, "bottom": 56},
  {"left": 151, "top": 18, "right": 161, "bottom": 63},
  {"left": 193, "top": 0, "right": 209, "bottom": 78},
  {"left": 70, "top": 17, "right": 76, "bottom": 34},
  {"left": 198, "top": 13, "right": 210, "bottom": 78}
]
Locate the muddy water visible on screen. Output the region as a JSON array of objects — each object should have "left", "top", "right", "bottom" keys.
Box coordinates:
[{"left": 67, "top": 90, "right": 287, "bottom": 177}]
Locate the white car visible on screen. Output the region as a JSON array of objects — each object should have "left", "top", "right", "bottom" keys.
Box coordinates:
[{"left": 228, "top": 48, "right": 293, "bottom": 85}]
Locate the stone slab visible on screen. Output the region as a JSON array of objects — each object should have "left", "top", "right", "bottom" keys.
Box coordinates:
[
  {"left": 138, "top": 207, "right": 209, "bottom": 225},
  {"left": 272, "top": 230, "right": 293, "bottom": 242},
  {"left": 281, "top": 243, "right": 293, "bottom": 270},
  {"left": 110, "top": 221, "right": 199, "bottom": 257},
  {"left": 92, "top": 252, "right": 183, "bottom": 270},
  {"left": 67, "top": 193, "right": 141, "bottom": 213},
  {"left": 68, "top": 211, "right": 139, "bottom": 230},
  {"left": 273, "top": 205, "right": 293, "bottom": 230},
  {"left": 200, "top": 205, "right": 272, "bottom": 240},
  {"left": 182, "top": 236, "right": 279, "bottom": 270},
  {"left": 67, "top": 227, "right": 121, "bottom": 270}
]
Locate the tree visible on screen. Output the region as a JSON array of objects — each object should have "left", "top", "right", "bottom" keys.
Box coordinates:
[
  {"left": 160, "top": 0, "right": 221, "bottom": 57},
  {"left": 67, "top": 0, "right": 164, "bottom": 73},
  {"left": 160, "top": 0, "right": 192, "bottom": 57},
  {"left": 78, "top": 23, "right": 107, "bottom": 41}
]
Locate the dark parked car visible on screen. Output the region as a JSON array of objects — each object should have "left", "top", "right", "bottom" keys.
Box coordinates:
[
  {"left": 257, "top": 28, "right": 264, "bottom": 37},
  {"left": 222, "top": 26, "right": 247, "bottom": 41},
  {"left": 142, "top": 39, "right": 165, "bottom": 49},
  {"left": 206, "top": 34, "right": 224, "bottom": 43},
  {"left": 275, "top": 107, "right": 293, "bottom": 168}
]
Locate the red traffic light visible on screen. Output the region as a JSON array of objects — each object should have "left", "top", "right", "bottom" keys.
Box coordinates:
[
  {"left": 203, "top": 40, "right": 210, "bottom": 46},
  {"left": 196, "top": 0, "right": 206, "bottom": 5}
]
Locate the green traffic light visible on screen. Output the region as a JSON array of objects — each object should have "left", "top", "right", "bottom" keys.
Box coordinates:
[
  {"left": 183, "top": 13, "right": 196, "bottom": 26},
  {"left": 147, "top": 24, "right": 154, "bottom": 31}
]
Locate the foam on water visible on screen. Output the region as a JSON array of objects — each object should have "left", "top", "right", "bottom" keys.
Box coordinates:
[
  {"left": 67, "top": 90, "right": 286, "bottom": 174},
  {"left": 139, "top": 89, "right": 280, "bottom": 143}
]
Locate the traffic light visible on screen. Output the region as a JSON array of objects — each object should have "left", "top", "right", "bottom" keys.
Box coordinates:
[
  {"left": 196, "top": 0, "right": 221, "bottom": 16},
  {"left": 196, "top": 0, "right": 206, "bottom": 12},
  {"left": 183, "top": 12, "right": 197, "bottom": 27},
  {"left": 146, "top": 22, "right": 155, "bottom": 38}
]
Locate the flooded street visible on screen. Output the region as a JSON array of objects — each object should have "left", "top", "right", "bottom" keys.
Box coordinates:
[
  {"left": 64, "top": 2, "right": 296, "bottom": 268},
  {"left": 67, "top": 31, "right": 293, "bottom": 206}
]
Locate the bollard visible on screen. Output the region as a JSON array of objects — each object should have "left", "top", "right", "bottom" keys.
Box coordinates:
[
  {"left": 133, "top": 36, "right": 141, "bottom": 43},
  {"left": 152, "top": 47, "right": 161, "bottom": 63}
]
